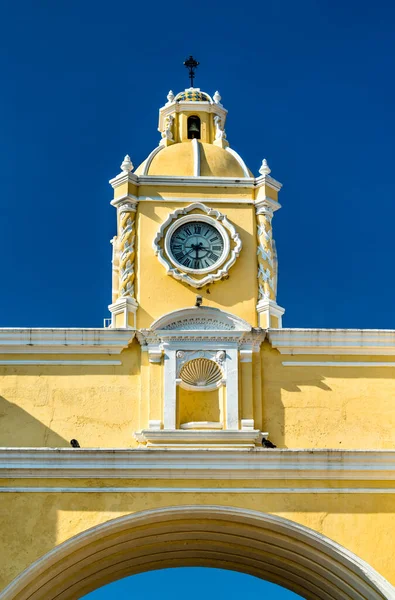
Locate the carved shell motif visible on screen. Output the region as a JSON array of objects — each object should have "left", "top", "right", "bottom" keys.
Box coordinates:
[{"left": 179, "top": 358, "right": 223, "bottom": 389}]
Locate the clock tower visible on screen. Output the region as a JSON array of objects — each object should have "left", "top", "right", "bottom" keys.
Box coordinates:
[
  {"left": 108, "top": 86, "right": 285, "bottom": 331},
  {"left": 107, "top": 84, "right": 285, "bottom": 448}
]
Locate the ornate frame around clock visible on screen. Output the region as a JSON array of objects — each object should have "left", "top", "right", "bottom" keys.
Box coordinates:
[{"left": 153, "top": 202, "right": 242, "bottom": 288}]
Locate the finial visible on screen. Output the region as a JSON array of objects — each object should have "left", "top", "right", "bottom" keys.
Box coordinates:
[
  {"left": 120, "top": 155, "right": 134, "bottom": 174},
  {"left": 167, "top": 90, "right": 175, "bottom": 103},
  {"left": 195, "top": 295, "right": 203, "bottom": 307},
  {"left": 213, "top": 91, "right": 222, "bottom": 105},
  {"left": 183, "top": 55, "right": 199, "bottom": 87},
  {"left": 259, "top": 159, "right": 271, "bottom": 176}
]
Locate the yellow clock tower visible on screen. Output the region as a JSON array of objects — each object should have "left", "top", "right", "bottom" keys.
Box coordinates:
[
  {"left": 108, "top": 85, "right": 284, "bottom": 332},
  {"left": 1, "top": 74, "right": 395, "bottom": 600}
]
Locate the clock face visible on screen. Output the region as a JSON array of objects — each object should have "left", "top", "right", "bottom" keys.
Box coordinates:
[{"left": 169, "top": 220, "right": 225, "bottom": 271}]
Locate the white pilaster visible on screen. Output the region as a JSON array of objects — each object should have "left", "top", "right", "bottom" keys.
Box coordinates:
[
  {"left": 257, "top": 298, "right": 285, "bottom": 329},
  {"left": 163, "top": 346, "right": 177, "bottom": 429},
  {"left": 225, "top": 347, "right": 239, "bottom": 430},
  {"left": 108, "top": 296, "right": 138, "bottom": 329}
]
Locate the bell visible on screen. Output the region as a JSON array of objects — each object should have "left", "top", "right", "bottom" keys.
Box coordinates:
[
  {"left": 189, "top": 121, "right": 199, "bottom": 133},
  {"left": 188, "top": 121, "right": 200, "bottom": 138}
]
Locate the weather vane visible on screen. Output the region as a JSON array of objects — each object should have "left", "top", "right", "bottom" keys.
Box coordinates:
[{"left": 183, "top": 55, "right": 199, "bottom": 87}]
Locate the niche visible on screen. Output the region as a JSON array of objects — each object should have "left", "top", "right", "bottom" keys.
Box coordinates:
[{"left": 187, "top": 115, "right": 201, "bottom": 139}]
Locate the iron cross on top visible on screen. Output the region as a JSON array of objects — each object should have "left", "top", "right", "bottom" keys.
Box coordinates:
[{"left": 183, "top": 56, "right": 199, "bottom": 87}]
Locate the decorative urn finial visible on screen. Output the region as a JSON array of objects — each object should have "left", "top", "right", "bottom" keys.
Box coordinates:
[
  {"left": 120, "top": 155, "right": 134, "bottom": 174},
  {"left": 213, "top": 90, "right": 222, "bottom": 105},
  {"left": 259, "top": 158, "right": 271, "bottom": 176},
  {"left": 167, "top": 90, "right": 175, "bottom": 103}
]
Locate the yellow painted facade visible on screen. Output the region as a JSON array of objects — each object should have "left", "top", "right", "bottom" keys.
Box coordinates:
[{"left": 0, "top": 86, "right": 394, "bottom": 600}]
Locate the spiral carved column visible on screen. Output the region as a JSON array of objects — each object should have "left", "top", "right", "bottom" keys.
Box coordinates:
[
  {"left": 118, "top": 201, "right": 137, "bottom": 299},
  {"left": 256, "top": 202, "right": 275, "bottom": 302},
  {"left": 255, "top": 200, "right": 284, "bottom": 328}
]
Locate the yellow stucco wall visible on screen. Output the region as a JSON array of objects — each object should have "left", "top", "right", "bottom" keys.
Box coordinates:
[
  {"left": 261, "top": 341, "right": 395, "bottom": 449},
  {"left": 0, "top": 342, "right": 141, "bottom": 448},
  {"left": 1, "top": 487, "right": 394, "bottom": 591},
  {"left": 2, "top": 341, "right": 395, "bottom": 449},
  {"left": 135, "top": 202, "right": 258, "bottom": 328}
]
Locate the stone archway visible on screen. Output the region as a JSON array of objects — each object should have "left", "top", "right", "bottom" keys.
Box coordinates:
[{"left": 1, "top": 506, "right": 394, "bottom": 600}]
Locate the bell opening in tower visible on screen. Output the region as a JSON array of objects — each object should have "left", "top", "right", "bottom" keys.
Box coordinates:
[{"left": 187, "top": 115, "right": 201, "bottom": 139}]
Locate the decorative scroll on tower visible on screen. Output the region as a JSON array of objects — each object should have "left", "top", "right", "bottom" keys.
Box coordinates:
[
  {"left": 108, "top": 155, "right": 139, "bottom": 328},
  {"left": 118, "top": 201, "right": 136, "bottom": 298},
  {"left": 256, "top": 201, "right": 275, "bottom": 302},
  {"left": 255, "top": 160, "right": 284, "bottom": 329}
]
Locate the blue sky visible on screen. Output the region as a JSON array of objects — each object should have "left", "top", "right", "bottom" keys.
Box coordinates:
[
  {"left": 82, "top": 568, "right": 302, "bottom": 600},
  {"left": 1, "top": 0, "right": 394, "bottom": 329},
  {"left": 1, "top": 0, "right": 394, "bottom": 597}
]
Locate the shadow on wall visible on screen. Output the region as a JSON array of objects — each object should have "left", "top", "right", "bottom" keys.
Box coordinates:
[
  {"left": 0, "top": 396, "right": 68, "bottom": 447},
  {"left": 262, "top": 342, "right": 395, "bottom": 449}
]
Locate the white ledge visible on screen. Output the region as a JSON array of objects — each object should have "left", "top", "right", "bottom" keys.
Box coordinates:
[
  {"left": 0, "top": 329, "right": 134, "bottom": 355},
  {"left": 269, "top": 328, "right": 395, "bottom": 355},
  {"left": 137, "top": 175, "right": 255, "bottom": 187},
  {"left": 1, "top": 448, "right": 395, "bottom": 481}
]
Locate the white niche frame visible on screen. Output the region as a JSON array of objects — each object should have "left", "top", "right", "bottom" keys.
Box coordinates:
[{"left": 153, "top": 202, "right": 242, "bottom": 288}]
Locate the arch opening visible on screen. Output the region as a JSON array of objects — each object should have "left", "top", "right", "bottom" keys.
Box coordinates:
[
  {"left": 2, "top": 506, "right": 394, "bottom": 600},
  {"left": 81, "top": 567, "right": 303, "bottom": 599},
  {"left": 187, "top": 115, "right": 201, "bottom": 139}
]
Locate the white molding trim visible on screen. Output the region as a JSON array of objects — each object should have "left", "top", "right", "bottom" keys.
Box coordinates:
[
  {"left": 226, "top": 147, "right": 250, "bottom": 177},
  {"left": 269, "top": 329, "right": 395, "bottom": 355},
  {"left": 0, "top": 360, "right": 121, "bottom": 366},
  {"left": 255, "top": 174, "right": 283, "bottom": 191},
  {"left": 135, "top": 429, "right": 262, "bottom": 448},
  {"left": 283, "top": 361, "right": 395, "bottom": 367},
  {"left": 1, "top": 486, "right": 395, "bottom": 494},
  {"left": 150, "top": 306, "right": 252, "bottom": 334},
  {"left": 138, "top": 175, "right": 255, "bottom": 187},
  {"left": 108, "top": 296, "right": 138, "bottom": 329},
  {"left": 0, "top": 329, "right": 134, "bottom": 355},
  {"left": 180, "top": 421, "right": 222, "bottom": 430},
  {"left": 137, "top": 196, "right": 255, "bottom": 204},
  {"left": 153, "top": 203, "right": 242, "bottom": 288},
  {"left": 109, "top": 171, "right": 138, "bottom": 189},
  {"left": 257, "top": 299, "right": 285, "bottom": 328},
  {"left": 255, "top": 196, "right": 282, "bottom": 213},
  {"left": 110, "top": 193, "right": 139, "bottom": 209},
  {"left": 141, "top": 144, "right": 163, "bottom": 175},
  {"left": 2, "top": 505, "right": 393, "bottom": 600},
  {"left": 108, "top": 173, "right": 283, "bottom": 192},
  {"left": 192, "top": 138, "right": 200, "bottom": 176},
  {"left": 2, "top": 448, "right": 395, "bottom": 481}
]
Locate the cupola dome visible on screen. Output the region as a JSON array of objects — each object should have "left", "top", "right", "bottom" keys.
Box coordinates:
[{"left": 135, "top": 87, "right": 251, "bottom": 178}]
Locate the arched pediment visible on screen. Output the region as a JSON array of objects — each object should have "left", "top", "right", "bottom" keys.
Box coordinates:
[{"left": 150, "top": 306, "right": 252, "bottom": 333}]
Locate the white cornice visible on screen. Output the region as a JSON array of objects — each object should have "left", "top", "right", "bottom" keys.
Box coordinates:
[
  {"left": 0, "top": 329, "right": 134, "bottom": 355},
  {"left": 110, "top": 193, "right": 139, "bottom": 208},
  {"left": 255, "top": 174, "right": 283, "bottom": 191},
  {"left": 269, "top": 328, "right": 395, "bottom": 355},
  {"left": 138, "top": 196, "right": 255, "bottom": 204},
  {"left": 138, "top": 174, "right": 255, "bottom": 187},
  {"left": 108, "top": 172, "right": 284, "bottom": 191},
  {"left": 109, "top": 172, "right": 139, "bottom": 189},
  {"left": 1, "top": 448, "right": 395, "bottom": 481},
  {"left": 255, "top": 196, "right": 282, "bottom": 213}
]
